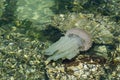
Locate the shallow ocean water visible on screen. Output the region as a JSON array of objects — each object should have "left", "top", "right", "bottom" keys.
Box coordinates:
[{"left": 0, "top": 0, "right": 120, "bottom": 80}]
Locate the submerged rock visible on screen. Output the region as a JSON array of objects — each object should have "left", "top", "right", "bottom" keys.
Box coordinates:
[
  {"left": 45, "top": 56, "right": 106, "bottom": 80},
  {"left": 52, "top": 13, "right": 114, "bottom": 44},
  {"left": 15, "top": 0, "right": 55, "bottom": 25},
  {"left": 47, "top": 13, "right": 120, "bottom": 60}
]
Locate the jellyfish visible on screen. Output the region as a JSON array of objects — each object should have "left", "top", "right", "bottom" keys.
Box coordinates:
[{"left": 44, "top": 28, "right": 92, "bottom": 61}]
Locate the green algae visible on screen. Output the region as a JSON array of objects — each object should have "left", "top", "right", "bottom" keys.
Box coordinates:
[{"left": 0, "top": 0, "right": 6, "bottom": 18}]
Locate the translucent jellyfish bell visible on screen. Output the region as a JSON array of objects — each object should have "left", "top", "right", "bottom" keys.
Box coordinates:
[{"left": 44, "top": 28, "right": 92, "bottom": 61}]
